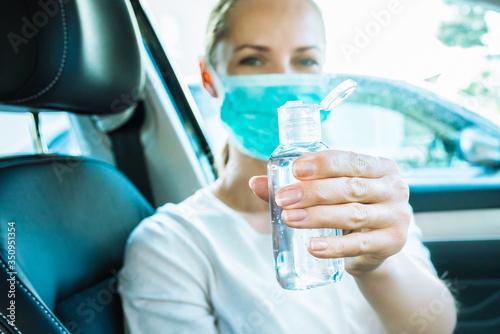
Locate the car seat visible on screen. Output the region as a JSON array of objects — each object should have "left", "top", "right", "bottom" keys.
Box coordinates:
[{"left": 0, "top": 0, "right": 153, "bottom": 333}]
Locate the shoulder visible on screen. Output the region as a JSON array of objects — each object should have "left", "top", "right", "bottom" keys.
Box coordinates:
[
  {"left": 120, "top": 188, "right": 218, "bottom": 291},
  {"left": 123, "top": 185, "right": 234, "bottom": 267},
  {"left": 127, "top": 187, "right": 216, "bottom": 246}
]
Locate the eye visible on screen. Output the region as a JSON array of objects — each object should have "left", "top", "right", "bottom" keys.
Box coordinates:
[
  {"left": 239, "top": 56, "right": 262, "bottom": 66},
  {"left": 298, "top": 58, "right": 319, "bottom": 67}
]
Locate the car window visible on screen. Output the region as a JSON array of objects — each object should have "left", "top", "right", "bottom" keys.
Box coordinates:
[
  {"left": 0, "top": 113, "right": 35, "bottom": 156},
  {"left": 0, "top": 112, "right": 81, "bottom": 157},
  {"left": 323, "top": 102, "right": 471, "bottom": 177},
  {"left": 140, "top": 0, "right": 500, "bottom": 179},
  {"left": 320, "top": 73, "right": 499, "bottom": 178}
]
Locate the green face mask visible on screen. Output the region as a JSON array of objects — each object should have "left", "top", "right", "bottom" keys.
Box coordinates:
[{"left": 220, "top": 73, "right": 333, "bottom": 161}]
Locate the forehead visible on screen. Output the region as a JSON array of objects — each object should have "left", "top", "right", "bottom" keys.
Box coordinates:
[{"left": 225, "top": 0, "right": 325, "bottom": 48}]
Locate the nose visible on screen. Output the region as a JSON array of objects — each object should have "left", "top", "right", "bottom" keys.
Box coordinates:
[{"left": 270, "top": 55, "right": 294, "bottom": 74}]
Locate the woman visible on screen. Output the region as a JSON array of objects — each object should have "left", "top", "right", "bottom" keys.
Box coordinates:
[{"left": 119, "top": 0, "right": 457, "bottom": 333}]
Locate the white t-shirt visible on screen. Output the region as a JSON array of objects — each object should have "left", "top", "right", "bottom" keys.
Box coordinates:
[{"left": 119, "top": 187, "right": 435, "bottom": 334}]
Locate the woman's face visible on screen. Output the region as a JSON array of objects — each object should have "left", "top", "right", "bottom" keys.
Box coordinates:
[{"left": 216, "top": 0, "right": 326, "bottom": 76}]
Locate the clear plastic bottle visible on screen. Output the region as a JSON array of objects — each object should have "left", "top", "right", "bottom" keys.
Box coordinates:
[{"left": 268, "top": 80, "right": 356, "bottom": 290}]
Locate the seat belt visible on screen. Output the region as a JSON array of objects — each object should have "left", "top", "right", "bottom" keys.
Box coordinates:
[{"left": 109, "top": 101, "right": 154, "bottom": 205}]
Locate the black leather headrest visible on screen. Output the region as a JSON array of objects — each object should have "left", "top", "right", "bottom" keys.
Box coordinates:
[{"left": 0, "top": 0, "right": 144, "bottom": 114}]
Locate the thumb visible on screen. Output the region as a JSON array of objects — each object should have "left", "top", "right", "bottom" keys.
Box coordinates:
[{"left": 249, "top": 176, "right": 269, "bottom": 202}]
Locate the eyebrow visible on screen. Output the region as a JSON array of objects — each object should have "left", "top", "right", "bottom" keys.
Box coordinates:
[
  {"left": 295, "top": 46, "right": 322, "bottom": 52},
  {"left": 234, "top": 44, "right": 270, "bottom": 53},
  {"left": 233, "top": 45, "right": 321, "bottom": 53}
]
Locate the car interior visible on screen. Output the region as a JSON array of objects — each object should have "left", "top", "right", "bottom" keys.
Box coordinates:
[
  {"left": 0, "top": 0, "right": 499, "bottom": 333},
  {"left": 0, "top": 1, "right": 155, "bottom": 333}
]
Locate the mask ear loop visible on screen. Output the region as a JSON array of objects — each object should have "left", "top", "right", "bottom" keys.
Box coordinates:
[{"left": 209, "top": 63, "right": 227, "bottom": 102}]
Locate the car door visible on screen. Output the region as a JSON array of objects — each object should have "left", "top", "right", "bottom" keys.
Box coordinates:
[{"left": 412, "top": 183, "right": 500, "bottom": 333}]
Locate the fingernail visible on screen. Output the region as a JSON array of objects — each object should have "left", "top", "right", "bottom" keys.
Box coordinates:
[
  {"left": 249, "top": 176, "right": 257, "bottom": 191},
  {"left": 276, "top": 188, "right": 302, "bottom": 207},
  {"left": 293, "top": 161, "right": 316, "bottom": 178},
  {"left": 309, "top": 239, "right": 328, "bottom": 251},
  {"left": 282, "top": 209, "right": 307, "bottom": 223}
]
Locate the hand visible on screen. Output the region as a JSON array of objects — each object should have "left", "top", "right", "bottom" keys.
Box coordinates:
[{"left": 249, "top": 150, "right": 412, "bottom": 276}]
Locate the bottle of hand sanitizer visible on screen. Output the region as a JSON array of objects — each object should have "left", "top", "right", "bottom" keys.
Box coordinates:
[{"left": 268, "top": 80, "right": 357, "bottom": 290}]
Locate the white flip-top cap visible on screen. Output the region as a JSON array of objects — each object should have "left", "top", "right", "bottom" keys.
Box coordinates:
[
  {"left": 320, "top": 79, "right": 357, "bottom": 111},
  {"left": 278, "top": 78, "right": 357, "bottom": 145}
]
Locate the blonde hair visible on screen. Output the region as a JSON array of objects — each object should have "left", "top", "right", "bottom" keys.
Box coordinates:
[
  {"left": 204, "top": 0, "right": 324, "bottom": 167},
  {"left": 204, "top": 0, "right": 323, "bottom": 69}
]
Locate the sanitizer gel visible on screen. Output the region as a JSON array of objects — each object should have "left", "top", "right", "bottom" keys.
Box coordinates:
[{"left": 268, "top": 80, "right": 357, "bottom": 290}]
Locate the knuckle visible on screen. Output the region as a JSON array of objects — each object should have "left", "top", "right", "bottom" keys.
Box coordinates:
[
  {"left": 395, "top": 177, "right": 410, "bottom": 201},
  {"left": 347, "top": 177, "right": 367, "bottom": 199},
  {"left": 349, "top": 151, "right": 367, "bottom": 176},
  {"left": 358, "top": 234, "right": 370, "bottom": 254},
  {"left": 350, "top": 203, "right": 368, "bottom": 225},
  {"left": 381, "top": 157, "right": 399, "bottom": 174},
  {"left": 387, "top": 175, "right": 409, "bottom": 201},
  {"left": 402, "top": 182, "right": 410, "bottom": 201},
  {"left": 399, "top": 204, "right": 413, "bottom": 224},
  {"left": 392, "top": 228, "right": 408, "bottom": 251}
]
